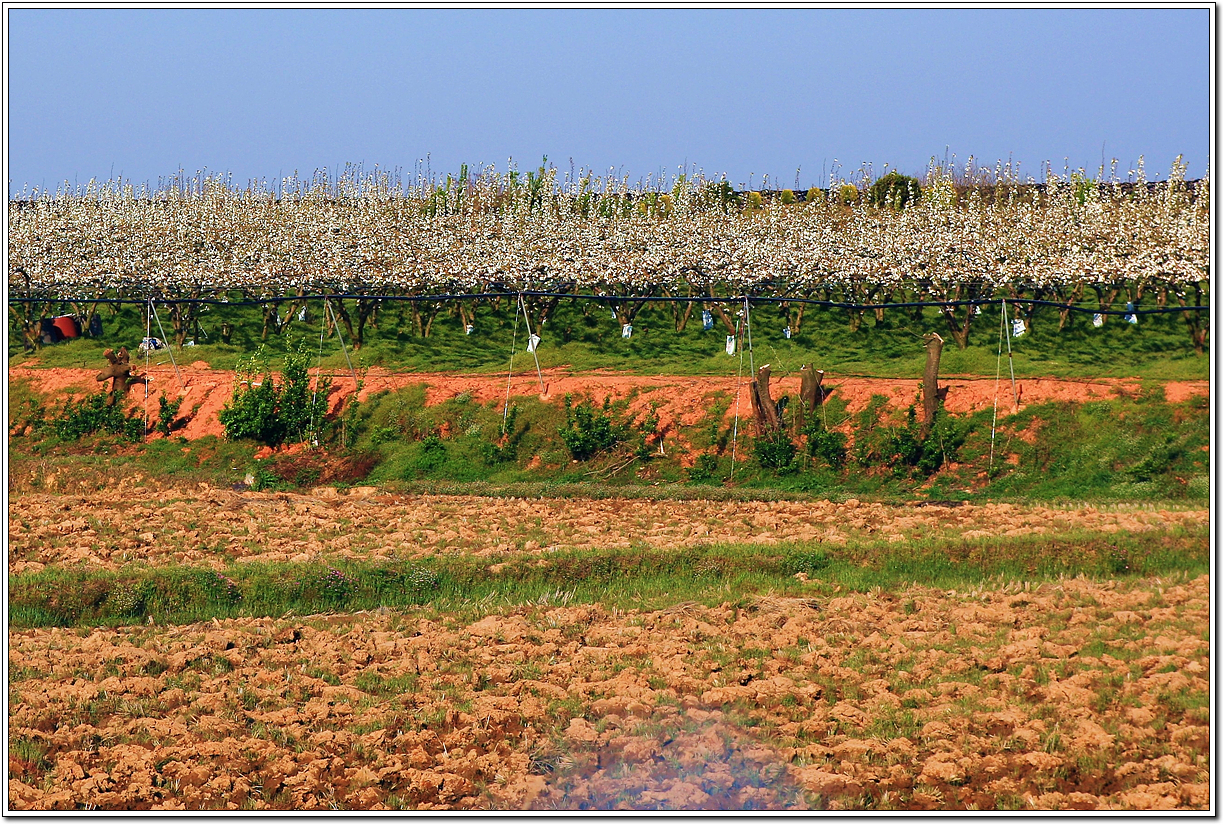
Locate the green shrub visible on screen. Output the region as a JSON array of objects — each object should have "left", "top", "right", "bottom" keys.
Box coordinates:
[
  {"left": 868, "top": 172, "right": 922, "bottom": 209},
  {"left": 219, "top": 343, "right": 330, "bottom": 446},
  {"left": 859, "top": 405, "right": 966, "bottom": 477},
  {"left": 558, "top": 395, "right": 631, "bottom": 461},
  {"left": 156, "top": 393, "right": 183, "bottom": 436},
  {"left": 413, "top": 434, "right": 449, "bottom": 474},
  {"left": 754, "top": 428, "right": 797, "bottom": 473},
  {"left": 838, "top": 184, "right": 859, "bottom": 205},
  {"left": 687, "top": 453, "right": 723, "bottom": 484},
  {"left": 52, "top": 393, "right": 144, "bottom": 442},
  {"left": 803, "top": 418, "right": 848, "bottom": 469},
  {"left": 219, "top": 371, "right": 281, "bottom": 444},
  {"left": 779, "top": 189, "right": 796, "bottom": 205},
  {"left": 481, "top": 405, "right": 522, "bottom": 465}
]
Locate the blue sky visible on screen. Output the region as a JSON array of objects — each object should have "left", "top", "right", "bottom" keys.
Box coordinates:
[{"left": 5, "top": 7, "right": 1211, "bottom": 195}]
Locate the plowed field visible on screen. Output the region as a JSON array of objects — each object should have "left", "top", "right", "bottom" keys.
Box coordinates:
[
  {"left": 7, "top": 487, "right": 1207, "bottom": 575},
  {"left": 8, "top": 572, "right": 1210, "bottom": 811},
  {"left": 7, "top": 480, "right": 1212, "bottom": 811}
]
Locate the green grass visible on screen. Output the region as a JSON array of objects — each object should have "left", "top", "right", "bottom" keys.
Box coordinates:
[
  {"left": 9, "top": 527, "right": 1208, "bottom": 629},
  {"left": 9, "top": 296, "right": 1209, "bottom": 380}
]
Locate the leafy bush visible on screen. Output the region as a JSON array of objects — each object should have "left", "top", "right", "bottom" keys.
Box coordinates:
[
  {"left": 482, "top": 405, "right": 522, "bottom": 464},
  {"left": 687, "top": 453, "right": 723, "bottom": 484},
  {"left": 156, "top": 393, "right": 183, "bottom": 436},
  {"left": 558, "top": 395, "right": 631, "bottom": 461},
  {"left": 754, "top": 428, "right": 798, "bottom": 472},
  {"left": 219, "top": 343, "right": 330, "bottom": 446},
  {"left": 868, "top": 172, "right": 922, "bottom": 209},
  {"left": 856, "top": 404, "right": 965, "bottom": 477},
  {"left": 803, "top": 418, "right": 848, "bottom": 469},
  {"left": 52, "top": 393, "right": 144, "bottom": 441}
]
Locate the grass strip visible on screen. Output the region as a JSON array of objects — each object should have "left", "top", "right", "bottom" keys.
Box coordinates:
[{"left": 9, "top": 527, "right": 1207, "bottom": 629}]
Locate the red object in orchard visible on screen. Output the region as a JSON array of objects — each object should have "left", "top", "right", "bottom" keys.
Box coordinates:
[{"left": 52, "top": 316, "right": 79, "bottom": 339}]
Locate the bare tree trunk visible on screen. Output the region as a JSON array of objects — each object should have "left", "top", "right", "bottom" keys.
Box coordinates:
[
  {"left": 793, "top": 366, "right": 829, "bottom": 434},
  {"left": 749, "top": 364, "right": 783, "bottom": 434},
  {"left": 921, "top": 333, "right": 948, "bottom": 437},
  {"left": 1179, "top": 283, "right": 1208, "bottom": 355},
  {"left": 706, "top": 285, "right": 738, "bottom": 334}
]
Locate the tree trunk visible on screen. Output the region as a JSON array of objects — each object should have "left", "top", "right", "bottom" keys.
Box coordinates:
[
  {"left": 330, "top": 300, "right": 358, "bottom": 348},
  {"left": 1179, "top": 283, "right": 1208, "bottom": 356},
  {"left": 663, "top": 287, "right": 696, "bottom": 332},
  {"left": 706, "top": 286, "right": 738, "bottom": 334},
  {"left": 749, "top": 364, "right": 783, "bottom": 434},
  {"left": 921, "top": 333, "right": 948, "bottom": 438},
  {"left": 940, "top": 301, "right": 973, "bottom": 350},
  {"left": 793, "top": 366, "right": 829, "bottom": 434}
]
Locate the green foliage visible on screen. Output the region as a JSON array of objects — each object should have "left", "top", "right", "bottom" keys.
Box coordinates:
[
  {"left": 779, "top": 189, "right": 796, "bottom": 205},
  {"left": 687, "top": 453, "right": 724, "bottom": 484},
  {"left": 849, "top": 397, "right": 964, "bottom": 477},
  {"left": 838, "top": 184, "right": 860, "bottom": 205},
  {"left": 634, "top": 403, "right": 661, "bottom": 461},
  {"left": 754, "top": 428, "right": 798, "bottom": 473},
  {"left": 803, "top": 418, "right": 848, "bottom": 469},
  {"left": 868, "top": 172, "right": 922, "bottom": 209},
  {"left": 52, "top": 393, "right": 144, "bottom": 442},
  {"left": 218, "top": 343, "right": 330, "bottom": 446},
  {"left": 412, "top": 434, "right": 449, "bottom": 475},
  {"left": 156, "top": 393, "right": 183, "bottom": 436},
  {"left": 482, "top": 405, "right": 522, "bottom": 465},
  {"left": 558, "top": 395, "right": 632, "bottom": 461}
]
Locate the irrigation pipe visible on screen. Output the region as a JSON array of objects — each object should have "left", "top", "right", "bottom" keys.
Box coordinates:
[{"left": 7, "top": 292, "right": 1208, "bottom": 316}]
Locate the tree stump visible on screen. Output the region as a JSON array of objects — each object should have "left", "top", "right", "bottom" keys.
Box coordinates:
[
  {"left": 921, "top": 333, "right": 949, "bottom": 437},
  {"left": 794, "top": 366, "right": 832, "bottom": 433},
  {"left": 96, "top": 347, "right": 136, "bottom": 405},
  {"left": 749, "top": 364, "right": 783, "bottom": 434}
]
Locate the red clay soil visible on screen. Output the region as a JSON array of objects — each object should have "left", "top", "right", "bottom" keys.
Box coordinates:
[{"left": 7, "top": 365, "right": 1209, "bottom": 444}]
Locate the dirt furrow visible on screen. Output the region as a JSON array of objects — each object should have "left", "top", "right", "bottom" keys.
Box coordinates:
[{"left": 8, "top": 574, "right": 1209, "bottom": 811}]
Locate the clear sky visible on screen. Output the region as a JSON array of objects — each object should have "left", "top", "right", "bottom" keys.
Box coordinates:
[{"left": 5, "top": 6, "right": 1212, "bottom": 195}]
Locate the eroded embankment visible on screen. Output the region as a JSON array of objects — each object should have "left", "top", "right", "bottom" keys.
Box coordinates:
[{"left": 7, "top": 365, "right": 1209, "bottom": 443}]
